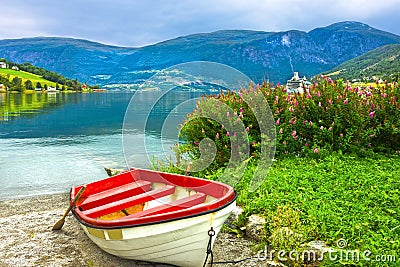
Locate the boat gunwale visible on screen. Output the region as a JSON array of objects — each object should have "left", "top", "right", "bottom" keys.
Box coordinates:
[
  {"left": 71, "top": 168, "right": 237, "bottom": 230},
  {"left": 71, "top": 191, "right": 237, "bottom": 230}
]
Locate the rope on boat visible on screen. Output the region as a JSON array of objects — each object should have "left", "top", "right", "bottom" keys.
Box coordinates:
[
  {"left": 202, "top": 226, "right": 259, "bottom": 266},
  {"left": 203, "top": 227, "right": 215, "bottom": 267}
]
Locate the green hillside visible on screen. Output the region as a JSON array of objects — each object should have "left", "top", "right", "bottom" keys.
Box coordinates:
[
  {"left": 0, "top": 58, "right": 97, "bottom": 92},
  {"left": 0, "top": 68, "right": 57, "bottom": 88},
  {"left": 321, "top": 44, "right": 400, "bottom": 82}
]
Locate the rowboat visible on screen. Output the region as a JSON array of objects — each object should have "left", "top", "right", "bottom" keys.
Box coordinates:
[{"left": 71, "top": 168, "right": 237, "bottom": 267}]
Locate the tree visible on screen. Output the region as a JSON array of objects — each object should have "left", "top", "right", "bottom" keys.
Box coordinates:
[
  {"left": 73, "top": 79, "right": 81, "bottom": 91},
  {"left": 11, "top": 77, "right": 23, "bottom": 92},
  {"left": 25, "top": 80, "right": 33, "bottom": 90},
  {"left": 36, "top": 82, "right": 42, "bottom": 89}
]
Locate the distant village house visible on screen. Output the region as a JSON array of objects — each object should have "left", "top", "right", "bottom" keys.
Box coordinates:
[
  {"left": 0, "top": 62, "right": 6, "bottom": 69},
  {"left": 11, "top": 66, "right": 19, "bottom": 71},
  {"left": 286, "top": 72, "right": 310, "bottom": 94}
]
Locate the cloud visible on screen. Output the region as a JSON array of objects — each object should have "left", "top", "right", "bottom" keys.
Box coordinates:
[
  {"left": 0, "top": 0, "right": 399, "bottom": 46},
  {"left": 0, "top": 4, "right": 44, "bottom": 38}
]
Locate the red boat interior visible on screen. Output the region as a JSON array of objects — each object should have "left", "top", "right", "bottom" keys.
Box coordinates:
[{"left": 71, "top": 168, "right": 236, "bottom": 228}]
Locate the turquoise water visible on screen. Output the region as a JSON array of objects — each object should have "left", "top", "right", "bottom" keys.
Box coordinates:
[{"left": 0, "top": 91, "right": 201, "bottom": 199}]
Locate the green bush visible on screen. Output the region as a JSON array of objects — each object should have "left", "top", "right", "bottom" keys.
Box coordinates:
[{"left": 178, "top": 78, "right": 400, "bottom": 170}]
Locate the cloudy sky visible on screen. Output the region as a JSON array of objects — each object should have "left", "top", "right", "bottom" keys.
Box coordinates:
[{"left": 1, "top": 0, "right": 400, "bottom": 47}]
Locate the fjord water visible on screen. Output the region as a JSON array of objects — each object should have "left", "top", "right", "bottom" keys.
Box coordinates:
[{"left": 0, "top": 91, "right": 200, "bottom": 200}]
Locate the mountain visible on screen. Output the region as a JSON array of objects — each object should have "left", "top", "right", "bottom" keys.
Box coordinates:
[
  {"left": 0, "top": 21, "right": 399, "bottom": 87},
  {"left": 320, "top": 44, "right": 400, "bottom": 82}
]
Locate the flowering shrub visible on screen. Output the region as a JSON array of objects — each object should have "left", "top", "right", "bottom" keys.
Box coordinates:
[{"left": 178, "top": 78, "right": 400, "bottom": 169}]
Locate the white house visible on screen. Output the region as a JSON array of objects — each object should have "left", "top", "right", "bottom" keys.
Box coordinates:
[
  {"left": 11, "top": 66, "right": 19, "bottom": 71},
  {"left": 0, "top": 62, "right": 6, "bottom": 69}
]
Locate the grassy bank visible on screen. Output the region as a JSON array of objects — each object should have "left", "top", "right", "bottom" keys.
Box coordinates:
[
  {"left": 0, "top": 68, "right": 57, "bottom": 88},
  {"left": 233, "top": 154, "right": 399, "bottom": 266},
  {"left": 162, "top": 153, "right": 399, "bottom": 266}
]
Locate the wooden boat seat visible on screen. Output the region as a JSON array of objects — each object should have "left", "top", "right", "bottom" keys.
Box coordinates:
[
  {"left": 79, "top": 180, "right": 152, "bottom": 211},
  {"left": 82, "top": 185, "right": 176, "bottom": 218},
  {"left": 118, "top": 192, "right": 207, "bottom": 220}
]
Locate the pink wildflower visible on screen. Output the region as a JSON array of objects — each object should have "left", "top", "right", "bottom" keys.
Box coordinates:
[
  {"left": 369, "top": 111, "right": 375, "bottom": 118},
  {"left": 245, "top": 127, "right": 249, "bottom": 132},
  {"left": 314, "top": 148, "right": 319, "bottom": 154},
  {"left": 276, "top": 118, "right": 281, "bottom": 125},
  {"left": 279, "top": 128, "right": 283, "bottom": 134}
]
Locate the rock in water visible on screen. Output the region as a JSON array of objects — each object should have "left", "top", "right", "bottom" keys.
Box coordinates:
[{"left": 104, "top": 167, "right": 124, "bottom": 177}]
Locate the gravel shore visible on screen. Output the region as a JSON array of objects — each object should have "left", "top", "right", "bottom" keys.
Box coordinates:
[{"left": 0, "top": 193, "right": 265, "bottom": 267}]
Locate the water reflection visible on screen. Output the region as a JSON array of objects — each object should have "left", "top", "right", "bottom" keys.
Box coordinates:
[
  {"left": 0, "top": 90, "right": 208, "bottom": 199},
  {"left": 0, "top": 92, "right": 67, "bottom": 121}
]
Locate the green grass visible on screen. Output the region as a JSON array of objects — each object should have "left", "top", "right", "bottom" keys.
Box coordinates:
[
  {"left": 163, "top": 153, "right": 399, "bottom": 266},
  {"left": 240, "top": 154, "right": 399, "bottom": 266},
  {"left": 0, "top": 68, "right": 57, "bottom": 87}
]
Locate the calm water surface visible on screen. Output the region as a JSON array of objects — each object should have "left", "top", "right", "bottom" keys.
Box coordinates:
[{"left": 0, "top": 91, "right": 201, "bottom": 199}]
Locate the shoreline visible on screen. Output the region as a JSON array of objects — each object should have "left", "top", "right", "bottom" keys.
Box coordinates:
[{"left": 0, "top": 193, "right": 261, "bottom": 267}]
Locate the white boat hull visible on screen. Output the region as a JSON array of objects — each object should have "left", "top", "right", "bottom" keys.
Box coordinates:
[{"left": 79, "top": 200, "right": 236, "bottom": 267}]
